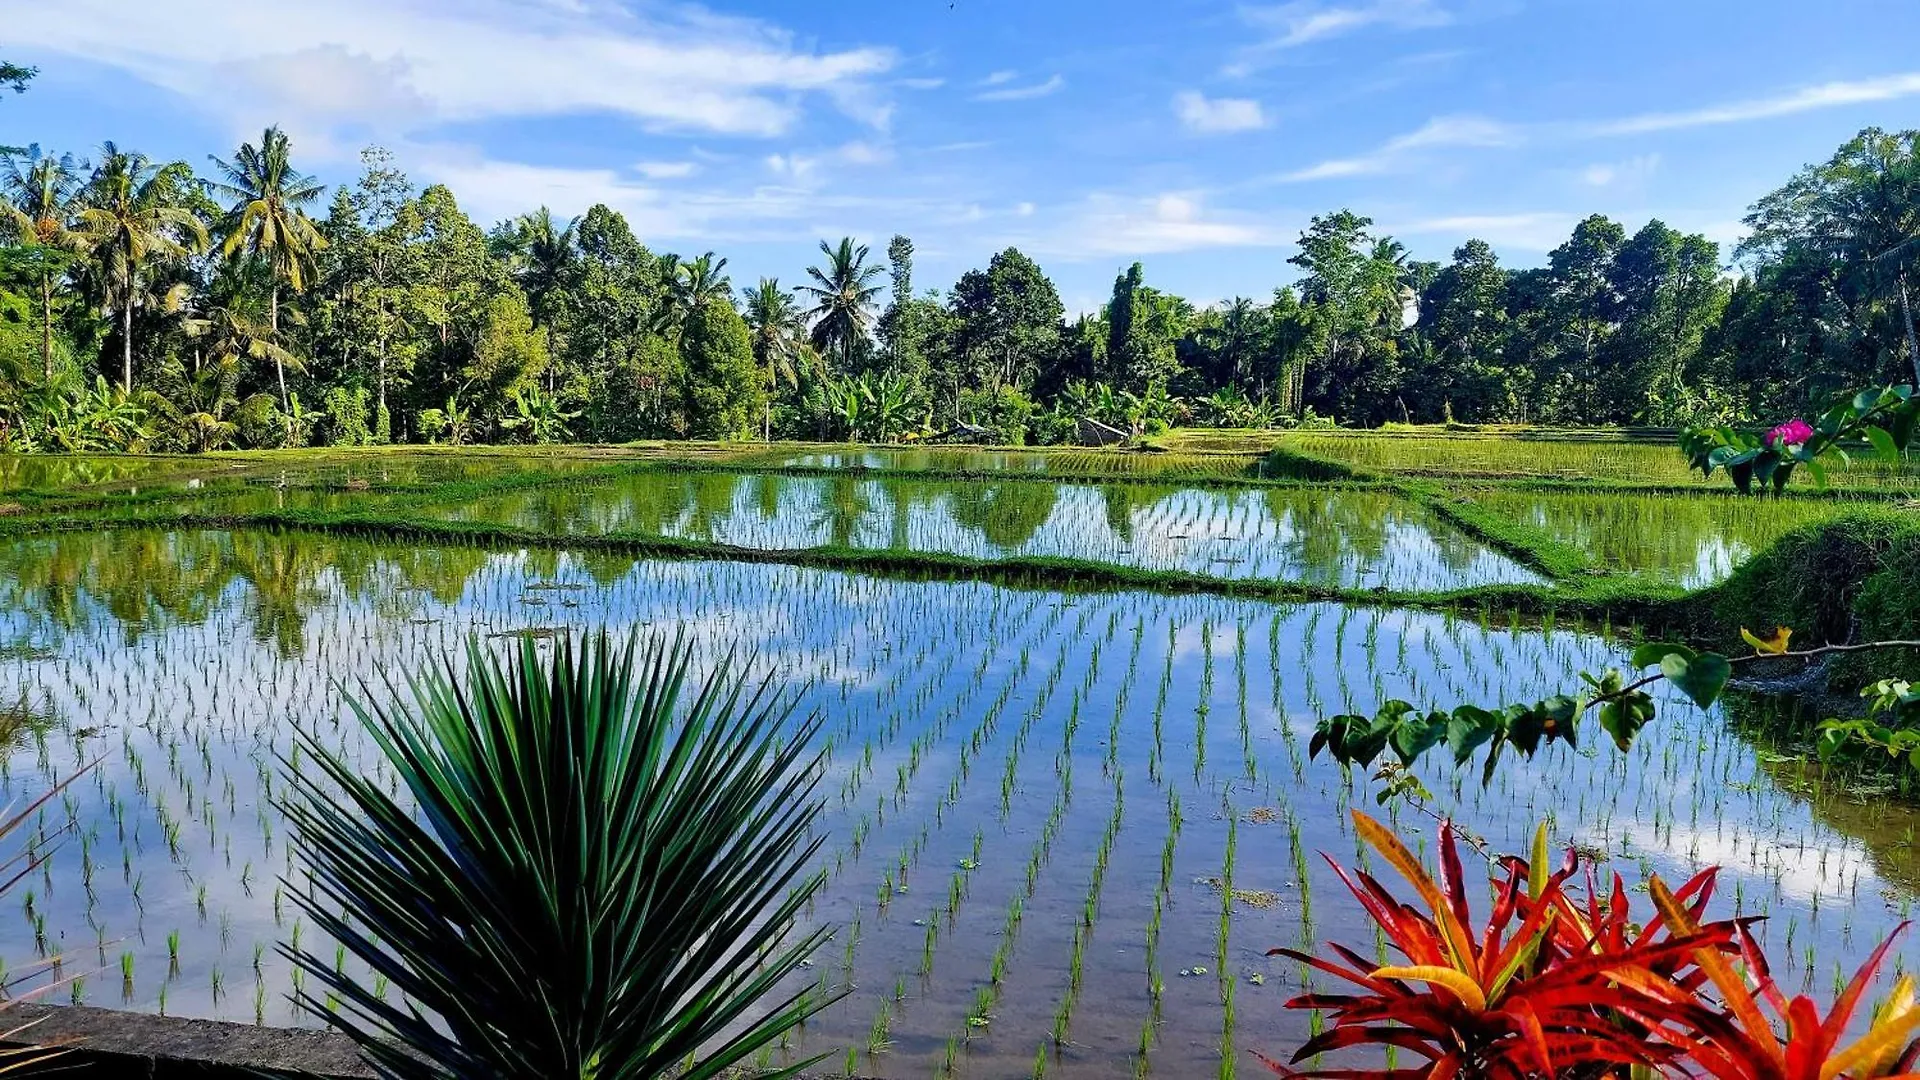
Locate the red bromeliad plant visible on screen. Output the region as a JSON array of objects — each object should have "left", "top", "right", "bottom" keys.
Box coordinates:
[
  {"left": 1269, "top": 812, "right": 1920, "bottom": 1080},
  {"left": 1263, "top": 811, "right": 1733, "bottom": 1080},
  {"left": 1647, "top": 879, "right": 1920, "bottom": 1080}
]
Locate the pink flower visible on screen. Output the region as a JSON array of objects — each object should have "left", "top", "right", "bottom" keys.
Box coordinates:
[{"left": 1765, "top": 417, "right": 1814, "bottom": 448}]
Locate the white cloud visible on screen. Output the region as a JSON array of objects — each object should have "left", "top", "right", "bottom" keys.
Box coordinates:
[
  {"left": 762, "top": 140, "right": 892, "bottom": 185},
  {"left": 974, "top": 74, "right": 1065, "bottom": 102},
  {"left": 1396, "top": 212, "right": 1580, "bottom": 251},
  {"left": 1229, "top": 0, "right": 1452, "bottom": 72},
  {"left": 7, "top": 0, "right": 896, "bottom": 146},
  {"left": 981, "top": 70, "right": 1020, "bottom": 86},
  {"left": 1382, "top": 114, "right": 1516, "bottom": 151},
  {"left": 1173, "top": 90, "right": 1267, "bottom": 134},
  {"left": 1275, "top": 113, "right": 1516, "bottom": 181},
  {"left": 1014, "top": 192, "right": 1283, "bottom": 259},
  {"left": 634, "top": 160, "right": 699, "bottom": 180},
  {"left": 412, "top": 150, "right": 953, "bottom": 244},
  {"left": 1592, "top": 72, "right": 1920, "bottom": 136},
  {"left": 1579, "top": 153, "right": 1659, "bottom": 188},
  {"left": 1015, "top": 201, "right": 1036, "bottom": 216}
]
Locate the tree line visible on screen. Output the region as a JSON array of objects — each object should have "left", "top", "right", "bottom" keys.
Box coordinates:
[{"left": 1, "top": 64, "right": 1916, "bottom": 450}]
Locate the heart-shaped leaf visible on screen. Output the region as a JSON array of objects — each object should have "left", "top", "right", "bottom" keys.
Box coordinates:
[
  {"left": 1661, "top": 651, "right": 1731, "bottom": 709},
  {"left": 1866, "top": 425, "right": 1900, "bottom": 463},
  {"left": 1599, "top": 690, "right": 1656, "bottom": 751},
  {"left": 1631, "top": 642, "right": 1695, "bottom": 670}
]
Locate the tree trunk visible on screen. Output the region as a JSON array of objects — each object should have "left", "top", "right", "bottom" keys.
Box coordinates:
[
  {"left": 271, "top": 285, "right": 289, "bottom": 417},
  {"left": 1900, "top": 273, "right": 1920, "bottom": 389},
  {"left": 40, "top": 274, "right": 53, "bottom": 384},
  {"left": 121, "top": 303, "right": 133, "bottom": 394}
]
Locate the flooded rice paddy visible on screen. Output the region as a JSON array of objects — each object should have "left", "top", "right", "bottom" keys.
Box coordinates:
[
  {"left": 0, "top": 452, "right": 1915, "bottom": 1078},
  {"left": 421, "top": 473, "right": 1540, "bottom": 589}
]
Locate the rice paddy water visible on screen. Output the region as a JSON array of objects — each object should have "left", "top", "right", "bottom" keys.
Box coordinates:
[{"left": 0, "top": 443, "right": 1915, "bottom": 1078}]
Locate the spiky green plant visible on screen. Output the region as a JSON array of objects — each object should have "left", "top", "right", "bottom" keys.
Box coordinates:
[{"left": 279, "top": 630, "right": 841, "bottom": 1079}]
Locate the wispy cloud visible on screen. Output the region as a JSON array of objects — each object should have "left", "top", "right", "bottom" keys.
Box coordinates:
[
  {"left": 1275, "top": 114, "right": 1516, "bottom": 180},
  {"left": 1395, "top": 212, "right": 1580, "bottom": 251},
  {"left": 1242, "top": 0, "right": 1452, "bottom": 48},
  {"left": 1579, "top": 154, "right": 1659, "bottom": 188},
  {"left": 413, "top": 149, "right": 954, "bottom": 245},
  {"left": 1589, "top": 72, "right": 1920, "bottom": 135},
  {"left": 634, "top": 160, "right": 699, "bottom": 180},
  {"left": 975, "top": 74, "right": 1066, "bottom": 102},
  {"left": 763, "top": 140, "right": 895, "bottom": 184},
  {"left": 6, "top": 0, "right": 896, "bottom": 148},
  {"left": 1012, "top": 191, "right": 1284, "bottom": 259},
  {"left": 1227, "top": 0, "right": 1452, "bottom": 74},
  {"left": 1173, "top": 91, "right": 1267, "bottom": 134},
  {"left": 980, "top": 70, "right": 1021, "bottom": 86}
]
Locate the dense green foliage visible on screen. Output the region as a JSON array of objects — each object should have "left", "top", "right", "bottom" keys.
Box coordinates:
[
  {"left": 283, "top": 631, "right": 837, "bottom": 1079},
  {"left": 1, "top": 122, "right": 1917, "bottom": 451},
  {"left": 1309, "top": 401, "right": 1920, "bottom": 793}
]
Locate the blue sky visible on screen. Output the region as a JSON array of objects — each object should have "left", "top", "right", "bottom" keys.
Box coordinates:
[{"left": 2, "top": 0, "right": 1915, "bottom": 313}]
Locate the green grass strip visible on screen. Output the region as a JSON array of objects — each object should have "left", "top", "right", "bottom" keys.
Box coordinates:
[{"left": 1399, "top": 482, "right": 1598, "bottom": 580}]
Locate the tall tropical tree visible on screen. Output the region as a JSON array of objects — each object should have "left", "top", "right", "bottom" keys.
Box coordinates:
[
  {"left": 654, "top": 251, "right": 731, "bottom": 338},
  {"left": 1743, "top": 128, "right": 1920, "bottom": 386},
  {"left": 206, "top": 126, "right": 326, "bottom": 416},
  {"left": 799, "top": 237, "right": 883, "bottom": 371},
  {"left": 73, "top": 143, "right": 207, "bottom": 392},
  {"left": 742, "top": 277, "right": 804, "bottom": 438},
  {"left": 1200, "top": 296, "right": 1259, "bottom": 389},
  {"left": 496, "top": 206, "right": 577, "bottom": 326},
  {"left": 0, "top": 145, "right": 85, "bottom": 380}
]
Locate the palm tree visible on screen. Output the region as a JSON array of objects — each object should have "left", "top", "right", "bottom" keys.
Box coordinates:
[
  {"left": 742, "top": 277, "right": 804, "bottom": 439},
  {"left": 0, "top": 145, "right": 85, "bottom": 382},
  {"left": 1201, "top": 297, "right": 1259, "bottom": 389},
  {"left": 653, "top": 252, "right": 732, "bottom": 338},
  {"left": 799, "top": 237, "right": 883, "bottom": 371},
  {"left": 205, "top": 126, "right": 326, "bottom": 416},
  {"left": 73, "top": 143, "right": 207, "bottom": 393},
  {"left": 281, "top": 631, "right": 839, "bottom": 1079},
  {"left": 499, "top": 206, "right": 577, "bottom": 325}
]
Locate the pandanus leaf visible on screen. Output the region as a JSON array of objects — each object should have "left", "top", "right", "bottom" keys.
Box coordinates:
[{"left": 280, "top": 630, "right": 840, "bottom": 1080}]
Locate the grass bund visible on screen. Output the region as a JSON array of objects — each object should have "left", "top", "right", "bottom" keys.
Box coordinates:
[{"left": 0, "top": 433, "right": 1914, "bottom": 1079}]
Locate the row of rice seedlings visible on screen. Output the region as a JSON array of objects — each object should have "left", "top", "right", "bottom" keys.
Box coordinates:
[{"left": 0, "top": 528, "right": 1906, "bottom": 1076}]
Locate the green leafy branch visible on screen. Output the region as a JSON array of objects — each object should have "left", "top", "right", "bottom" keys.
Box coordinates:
[
  {"left": 1816, "top": 678, "right": 1920, "bottom": 765},
  {"left": 1678, "top": 384, "right": 1917, "bottom": 494},
  {"left": 1309, "top": 638, "right": 1920, "bottom": 786}
]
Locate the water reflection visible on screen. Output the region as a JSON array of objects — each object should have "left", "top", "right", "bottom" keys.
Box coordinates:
[
  {"left": 1475, "top": 491, "right": 1855, "bottom": 586},
  {"left": 425, "top": 472, "right": 1540, "bottom": 590},
  {"left": 0, "top": 529, "right": 1915, "bottom": 1077}
]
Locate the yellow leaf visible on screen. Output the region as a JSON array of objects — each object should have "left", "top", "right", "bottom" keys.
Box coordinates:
[
  {"left": 1372, "top": 965, "right": 1488, "bottom": 1012},
  {"left": 1831, "top": 975, "right": 1920, "bottom": 1080},
  {"left": 1651, "top": 876, "right": 1781, "bottom": 1063},
  {"left": 1351, "top": 811, "right": 1479, "bottom": 970},
  {"left": 1528, "top": 822, "right": 1548, "bottom": 901},
  {"left": 1741, "top": 626, "right": 1793, "bottom": 655}
]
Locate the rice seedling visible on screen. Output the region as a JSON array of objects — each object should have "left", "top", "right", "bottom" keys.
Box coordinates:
[{"left": 0, "top": 459, "right": 1911, "bottom": 1080}]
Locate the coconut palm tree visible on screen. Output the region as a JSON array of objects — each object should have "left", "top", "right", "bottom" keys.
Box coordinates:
[
  {"left": 1200, "top": 296, "right": 1259, "bottom": 389},
  {"left": 205, "top": 126, "right": 326, "bottom": 416},
  {"left": 743, "top": 277, "right": 805, "bottom": 438},
  {"left": 281, "top": 631, "right": 840, "bottom": 1079},
  {"left": 497, "top": 206, "right": 577, "bottom": 325},
  {"left": 73, "top": 143, "right": 207, "bottom": 393},
  {"left": 0, "top": 145, "right": 85, "bottom": 382},
  {"left": 799, "top": 237, "right": 883, "bottom": 371},
  {"left": 652, "top": 252, "right": 731, "bottom": 339}
]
